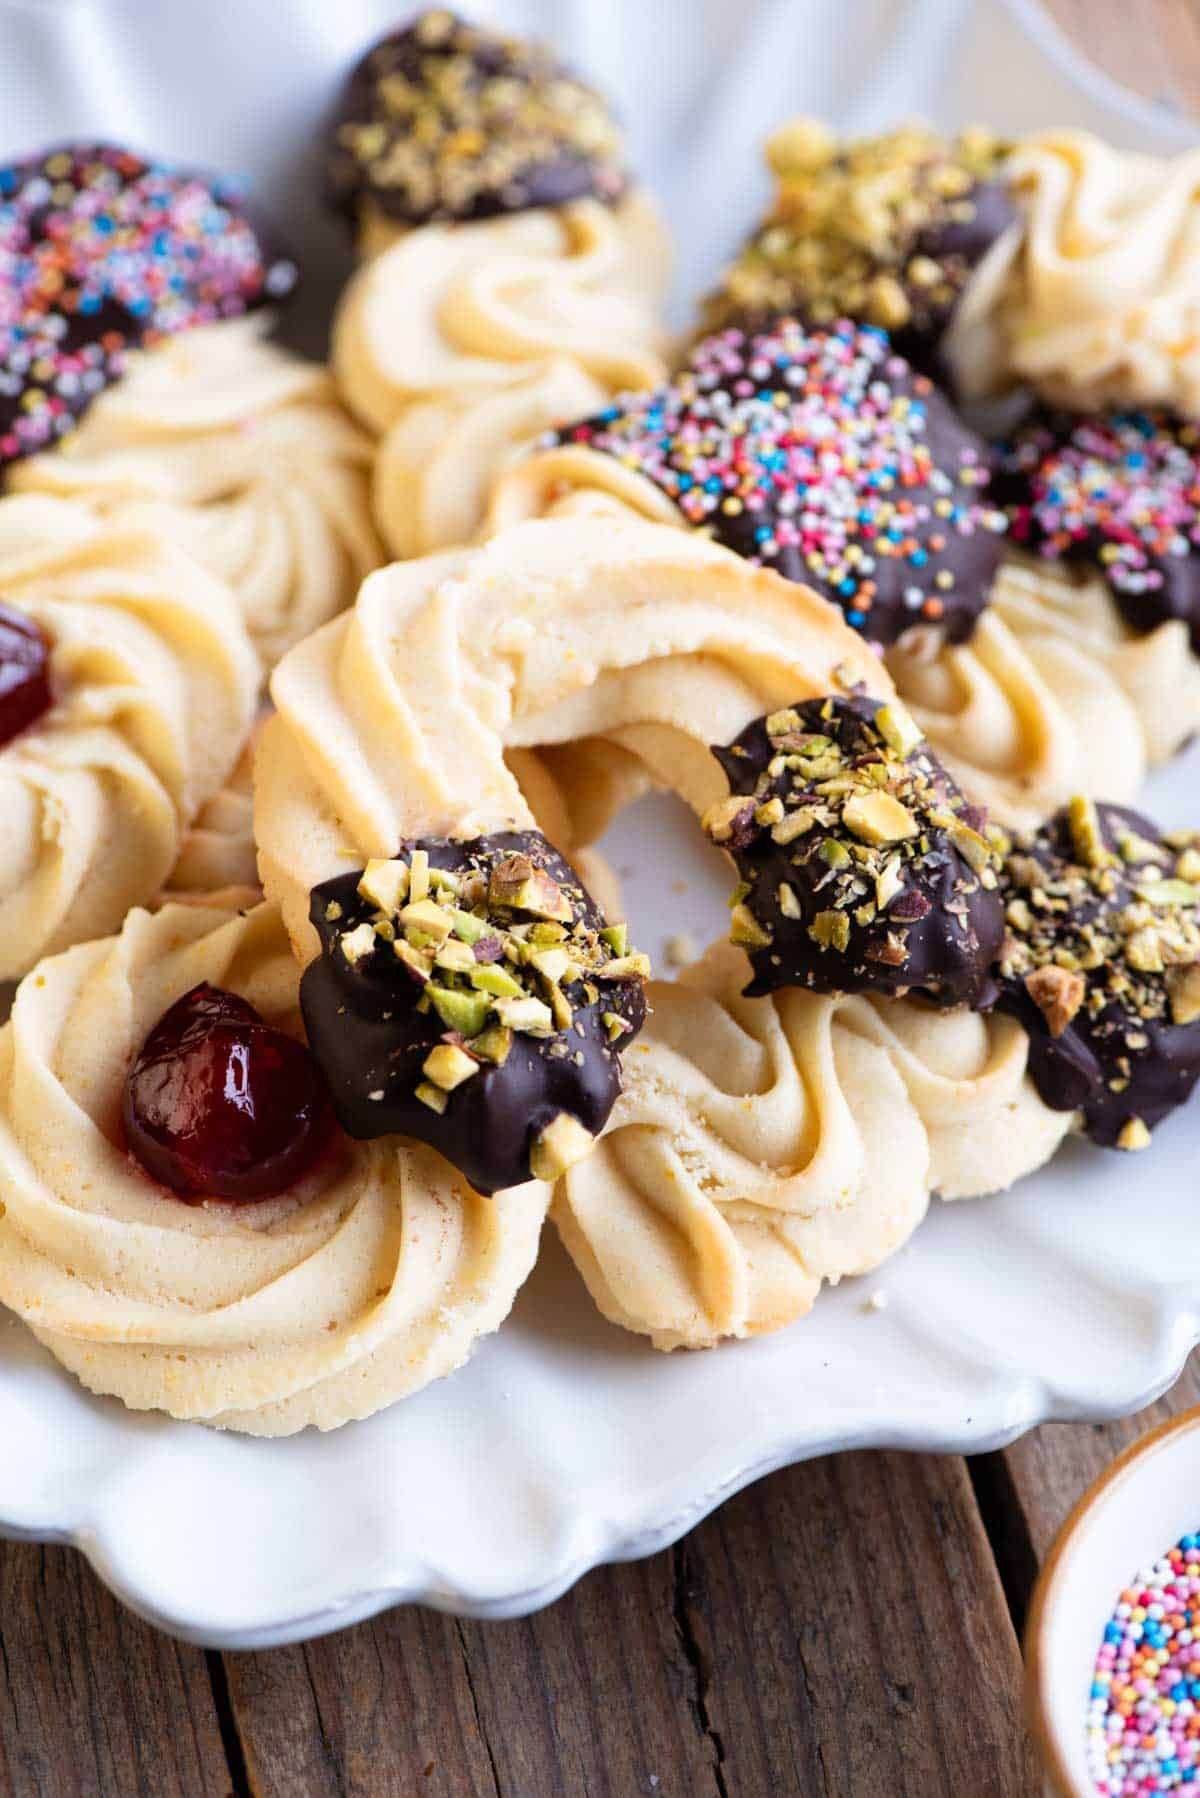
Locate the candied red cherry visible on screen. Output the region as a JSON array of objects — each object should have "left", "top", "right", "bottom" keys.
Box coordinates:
[
  {"left": 122, "top": 982, "right": 334, "bottom": 1202},
  {"left": 0, "top": 600, "right": 51, "bottom": 747}
]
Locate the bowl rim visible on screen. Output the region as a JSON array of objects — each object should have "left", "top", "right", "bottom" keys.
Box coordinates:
[{"left": 1025, "top": 1401, "right": 1200, "bottom": 1798}]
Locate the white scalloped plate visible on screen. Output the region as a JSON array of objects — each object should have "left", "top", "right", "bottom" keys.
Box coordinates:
[{"left": 1, "top": 0, "right": 1199, "bottom": 1647}]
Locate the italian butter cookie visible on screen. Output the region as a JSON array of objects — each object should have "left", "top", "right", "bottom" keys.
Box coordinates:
[
  {"left": 254, "top": 514, "right": 889, "bottom": 964},
  {"left": 553, "top": 940, "right": 1068, "bottom": 1350},
  {"left": 0, "top": 142, "right": 297, "bottom": 471},
  {"left": 326, "top": 14, "right": 669, "bottom": 559},
  {"left": 946, "top": 130, "right": 1200, "bottom": 414},
  {"left": 160, "top": 736, "right": 260, "bottom": 913},
  {"left": 0, "top": 901, "right": 547, "bottom": 1433},
  {"left": 0, "top": 495, "right": 257, "bottom": 979},
  {"left": 299, "top": 830, "right": 649, "bottom": 1196},
  {"left": 333, "top": 195, "right": 670, "bottom": 558},
  {"left": 701, "top": 695, "right": 1004, "bottom": 1009},
  {"left": 988, "top": 410, "right": 1200, "bottom": 762},
  {"left": 0, "top": 145, "right": 370, "bottom": 674},
  {"left": 995, "top": 798, "right": 1200, "bottom": 1151},
  {"left": 487, "top": 319, "right": 1145, "bottom": 825},
  {"left": 326, "top": 10, "right": 629, "bottom": 248},
  {"left": 698, "top": 120, "right": 1015, "bottom": 381},
  {"left": 10, "top": 319, "right": 383, "bottom": 672}
]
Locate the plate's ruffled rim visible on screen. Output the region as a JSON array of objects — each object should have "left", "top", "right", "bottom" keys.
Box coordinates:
[{"left": 1, "top": 1302, "right": 1196, "bottom": 1649}]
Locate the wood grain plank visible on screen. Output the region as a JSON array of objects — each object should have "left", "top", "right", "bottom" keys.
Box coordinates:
[
  {"left": 220, "top": 1450, "right": 1031, "bottom": 1798},
  {"left": 223, "top": 1603, "right": 500, "bottom": 1798},
  {"left": 224, "top": 1548, "right": 719, "bottom": 1798},
  {"left": 671, "top": 1450, "right": 1035, "bottom": 1797},
  {"left": 453, "top": 1551, "right": 721, "bottom": 1798},
  {"left": 0, "top": 1539, "right": 230, "bottom": 1798}
]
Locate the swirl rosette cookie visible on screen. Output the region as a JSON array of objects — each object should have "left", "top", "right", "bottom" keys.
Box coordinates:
[
  {"left": 326, "top": 10, "right": 628, "bottom": 249},
  {"left": 0, "top": 901, "right": 548, "bottom": 1434},
  {"left": 10, "top": 319, "right": 383, "bottom": 671},
  {"left": 255, "top": 518, "right": 1080, "bottom": 1350},
  {"left": 488, "top": 317, "right": 1145, "bottom": 825},
  {"left": 0, "top": 142, "right": 297, "bottom": 470},
  {"left": 698, "top": 119, "right": 1015, "bottom": 380},
  {"left": 254, "top": 515, "right": 889, "bottom": 960},
  {"left": 994, "top": 798, "right": 1200, "bottom": 1151},
  {"left": 947, "top": 129, "right": 1200, "bottom": 415},
  {"left": 987, "top": 409, "right": 1200, "bottom": 762},
  {"left": 0, "top": 144, "right": 384, "bottom": 674},
  {"left": 326, "top": 12, "right": 670, "bottom": 559},
  {"left": 554, "top": 940, "right": 1070, "bottom": 1350},
  {"left": 160, "top": 737, "right": 260, "bottom": 913},
  {"left": 0, "top": 494, "right": 256, "bottom": 979},
  {"left": 257, "top": 514, "right": 896, "bottom": 1198},
  {"left": 700, "top": 695, "right": 1004, "bottom": 1009}
]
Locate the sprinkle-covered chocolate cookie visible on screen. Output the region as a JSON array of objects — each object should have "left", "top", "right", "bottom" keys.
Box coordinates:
[
  {"left": 996, "top": 410, "right": 1200, "bottom": 653},
  {"left": 703, "top": 693, "right": 1004, "bottom": 1006},
  {"left": 552, "top": 318, "right": 1007, "bottom": 644},
  {"left": 300, "top": 831, "right": 648, "bottom": 1196},
  {"left": 0, "top": 143, "right": 297, "bottom": 470},
  {"left": 994, "top": 798, "right": 1200, "bottom": 1148},
  {"left": 326, "top": 9, "right": 626, "bottom": 229},
  {"left": 700, "top": 121, "right": 1013, "bottom": 376}
]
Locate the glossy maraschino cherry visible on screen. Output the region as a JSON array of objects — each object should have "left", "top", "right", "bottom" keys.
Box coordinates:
[
  {"left": 122, "top": 983, "right": 334, "bottom": 1202},
  {"left": 0, "top": 600, "right": 51, "bottom": 746}
]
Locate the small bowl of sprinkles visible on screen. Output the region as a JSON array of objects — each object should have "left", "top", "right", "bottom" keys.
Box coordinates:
[{"left": 1027, "top": 1406, "right": 1200, "bottom": 1795}]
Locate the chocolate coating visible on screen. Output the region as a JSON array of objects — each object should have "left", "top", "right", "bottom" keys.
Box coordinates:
[
  {"left": 326, "top": 10, "right": 626, "bottom": 229},
  {"left": 553, "top": 318, "right": 1008, "bottom": 646},
  {"left": 699, "top": 122, "right": 1014, "bottom": 380},
  {"left": 995, "top": 410, "right": 1200, "bottom": 654},
  {"left": 704, "top": 694, "right": 1004, "bottom": 1006},
  {"left": 300, "top": 831, "right": 646, "bottom": 1196},
  {"left": 995, "top": 800, "right": 1200, "bottom": 1147},
  {"left": 0, "top": 143, "right": 297, "bottom": 469}
]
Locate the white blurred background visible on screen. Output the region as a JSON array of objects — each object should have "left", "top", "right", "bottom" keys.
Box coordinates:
[{"left": 0, "top": 0, "right": 1193, "bottom": 347}]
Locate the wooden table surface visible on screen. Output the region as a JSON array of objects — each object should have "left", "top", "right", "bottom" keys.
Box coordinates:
[{"left": 2, "top": 5, "right": 1198, "bottom": 1795}]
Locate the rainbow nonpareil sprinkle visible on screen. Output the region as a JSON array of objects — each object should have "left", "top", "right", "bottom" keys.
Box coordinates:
[
  {"left": 1088, "top": 1533, "right": 1200, "bottom": 1793},
  {"left": 549, "top": 318, "right": 1007, "bottom": 647},
  {"left": 0, "top": 142, "right": 298, "bottom": 467},
  {"left": 998, "top": 410, "right": 1200, "bottom": 650},
  {"left": 1002, "top": 412, "right": 1200, "bottom": 594}
]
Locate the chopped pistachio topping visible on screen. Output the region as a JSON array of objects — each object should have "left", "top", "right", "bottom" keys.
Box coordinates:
[
  {"left": 999, "top": 809, "right": 1200, "bottom": 1033},
  {"left": 336, "top": 845, "right": 649, "bottom": 1082},
  {"left": 843, "top": 789, "right": 917, "bottom": 846},
  {"left": 729, "top": 901, "right": 772, "bottom": 950},
  {"left": 339, "top": 921, "right": 379, "bottom": 966},
  {"left": 422, "top": 1043, "right": 480, "bottom": 1092},
  {"left": 1167, "top": 963, "right": 1200, "bottom": 1027},
  {"left": 358, "top": 857, "right": 410, "bottom": 914},
  {"left": 414, "top": 1079, "right": 448, "bottom": 1115},
  {"left": 529, "top": 1112, "right": 595, "bottom": 1182},
  {"left": 701, "top": 120, "right": 1009, "bottom": 338},
  {"left": 997, "top": 801, "right": 1200, "bottom": 1144},
  {"left": 706, "top": 697, "right": 998, "bottom": 980}
]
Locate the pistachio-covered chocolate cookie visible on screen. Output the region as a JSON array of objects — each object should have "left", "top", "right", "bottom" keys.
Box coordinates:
[
  {"left": 0, "top": 143, "right": 297, "bottom": 469},
  {"left": 995, "top": 410, "right": 1200, "bottom": 653},
  {"left": 699, "top": 121, "right": 1013, "bottom": 376},
  {"left": 703, "top": 694, "right": 1004, "bottom": 1006},
  {"left": 326, "top": 10, "right": 627, "bottom": 229},
  {"left": 300, "top": 831, "right": 648, "bottom": 1195},
  {"left": 552, "top": 318, "right": 1008, "bottom": 644},
  {"left": 994, "top": 799, "right": 1200, "bottom": 1148}
]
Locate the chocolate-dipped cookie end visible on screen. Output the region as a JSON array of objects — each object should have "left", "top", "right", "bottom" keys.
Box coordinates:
[
  {"left": 704, "top": 693, "right": 1004, "bottom": 1007},
  {"left": 300, "top": 830, "right": 647, "bottom": 1195}
]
